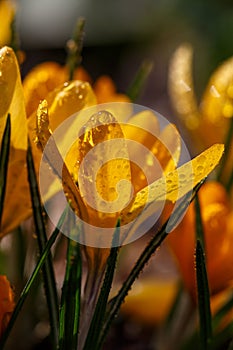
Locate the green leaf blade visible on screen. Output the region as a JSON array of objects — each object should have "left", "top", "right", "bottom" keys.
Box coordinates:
[
  {"left": 59, "top": 219, "right": 82, "bottom": 350},
  {"left": 0, "top": 114, "right": 11, "bottom": 226},
  {"left": 26, "top": 140, "right": 59, "bottom": 349},
  {"left": 127, "top": 60, "right": 153, "bottom": 102},
  {"left": 195, "top": 196, "right": 212, "bottom": 349}
]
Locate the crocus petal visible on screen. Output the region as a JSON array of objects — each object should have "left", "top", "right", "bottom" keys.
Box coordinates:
[
  {"left": 23, "top": 61, "right": 91, "bottom": 116},
  {"left": 168, "top": 44, "right": 200, "bottom": 131},
  {"left": 121, "top": 144, "right": 224, "bottom": 226},
  {"left": 34, "top": 100, "right": 89, "bottom": 224},
  {"left": 47, "top": 81, "right": 97, "bottom": 131},
  {"left": 65, "top": 110, "right": 132, "bottom": 228},
  {"left": 122, "top": 117, "right": 181, "bottom": 193},
  {"left": 27, "top": 81, "right": 97, "bottom": 203},
  {"left": 0, "top": 47, "right": 30, "bottom": 235},
  {"left": 93, "top": 75, "right": 130, "bottom": 104},
  {"left": 0, "top": 1, "right": 15, "bottom": 47},
  {"left": 0, "top": 46, "right": 27, "bottom": 150},
  {"left": 199, "top": 56, "right": 233, "bottom": 145},
  {"left": 201, "top": 56, "right": 233, "bottom": 121}
]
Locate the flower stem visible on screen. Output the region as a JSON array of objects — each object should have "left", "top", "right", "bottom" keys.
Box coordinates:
[
  {"left": 0, "top": 114, "right": 11, "bottom": 226},
  {"left": 66, "top": 17, "right": 85, "bottom": 81}
]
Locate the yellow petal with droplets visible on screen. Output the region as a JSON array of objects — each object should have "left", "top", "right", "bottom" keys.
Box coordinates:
[
  {"left": 121, "top": 144, "right": 224, "bottom": 225},
  {"left": 47, "top": 81, "right": 97, "bottom": 131},
  {"left": 0, "top": 46, "right": 27, "bottom": 151},
  {"left": 158, "top": 123, "right": 181, "bottom": 172},
  {"left": 122, "top": 121, "right": 180, "bottom": 193},
  {"left": 168, "top": 44, "right": 200, "bottom": 131},
  {"left": 0, "top": 47, "right": 30, "bottom": 235},
  {"left": 23, "top": 61, "right": 91, "bottom": 116},
  {"left": 65, "top": 110, "right": 132, "bottom": 228},
  {"left": 27, "top": 82, "right": 97, "bottom": 210},
  {"left": 34, "top": 101, "right": 88, "bottom": 222}
]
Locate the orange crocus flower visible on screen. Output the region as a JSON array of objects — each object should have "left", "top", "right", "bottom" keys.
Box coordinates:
[{"left": 166, "top": 181, "right": 233, "bottom": 298}]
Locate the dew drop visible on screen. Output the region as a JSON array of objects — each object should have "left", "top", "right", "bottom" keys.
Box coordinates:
[{"left": 197, "top": 165, "right": 203, "bottom": 173}]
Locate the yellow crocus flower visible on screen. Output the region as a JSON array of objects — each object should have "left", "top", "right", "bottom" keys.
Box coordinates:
[{"left": 0, "top": 46, "right": 224, "bottom": 247}]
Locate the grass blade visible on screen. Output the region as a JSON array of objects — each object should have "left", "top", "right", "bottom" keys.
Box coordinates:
[
  {"left": 27, "top": 140, "right": 59, "bottom": 348},
  {"left": 127, "top": 60, "right": 153, "bottom": 102},
  {"left": 195, "top": 196, "right": 212, "bottom": 349},
  {"left": 0, "top": 114, "right": 11, "bottom": 226},
  {"left": 0, "top": 208, "right": 67, "bottom": 349},
  {"left": 98, "top": 183, "right": 203, "bottom": 348},
  {"left": 66, "top": 17, "right": 85, "bottom": 81},
  {"left": 59, "top": 218, "right": 82, "bottom": 350},
  {"left": 84, "top": 220, "right": 120, "bottom": 350}
]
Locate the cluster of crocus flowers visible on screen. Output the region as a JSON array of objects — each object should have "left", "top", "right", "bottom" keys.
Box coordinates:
[
  {"left": 0, "top": 45, "right": 224, "bottom": 241},
  {"left": 0, "top": 45, "right": 226, "bottom": 345},
  {"left": 22, "top": 61, "right": 130, "bottom": 118}
]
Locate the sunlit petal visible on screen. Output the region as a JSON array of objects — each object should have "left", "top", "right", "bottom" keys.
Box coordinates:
[
  {"left": 121, "top": 112, "right": 181, "bottom": 193},
  {"left": 23, "top": 61, "right": 91, "bottom": 116},
  {"left": 0, "top": 47, "right": 30, "bottom": 235},
  {"left": 201, "top": 56, "right": 233, "bottom": 122},
  {"left": 121, "top": 144, "right": 224, "bottom": 225},
  {"left": 0, "top": 1, "right": 15, "bottom": 47},
  {"left": 168, "top": 44, "right": 200, "bottom": 131},
  {"left": 65, "top": 110, "right": 132, "bottom": 228}
]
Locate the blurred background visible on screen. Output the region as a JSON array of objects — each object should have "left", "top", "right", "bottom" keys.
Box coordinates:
[{"left": 16, "top": 0, "right": 233, "bottom": 117}]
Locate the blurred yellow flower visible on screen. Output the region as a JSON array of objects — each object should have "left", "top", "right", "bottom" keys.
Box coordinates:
[
  {"left": 166, "top": 181, "right": 233, "bottom": 298},
  {"left": 0, "top": 0, "right": 15, "bottom": 48},
  {"left": 121, "top": 279, "right": 178, "bottom": 325},
  {"left": 168, "top": 43, "right": 233, "bottom": 146},
  {"left": 0, "top": 275, "right": 14, "bottom": 338}
]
